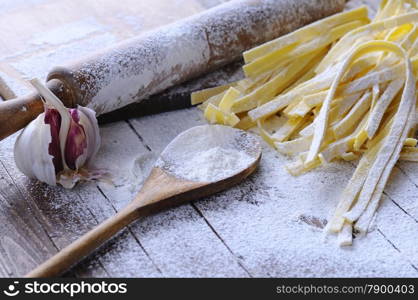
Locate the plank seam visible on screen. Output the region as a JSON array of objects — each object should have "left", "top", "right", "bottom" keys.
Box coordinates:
[
  {"left": 396, "top": 164, "right": 418, "bottom": 191},
  {"left": 190, "top": 202, "right": 253, "bottom": 277},
  {"left": 0, "top": 159, "right": 61, "bottom": 253},
  {"left": 348, "top": 162, "right": 416, "bottom": 223},
  {"left": 127, "top": 119, "right": 253, "bottom": 277},
  {"left": 377, "top": 228, "right": 418, "bottom": 273},
  {"left": 96, "top": 184, "right": 164, "bottom": 275},
  {"left": 383, "top": 191, "right": 418, "bottom": 224},
  {"left": 125, "top": 120, "right": 152, "bottom": 151}
]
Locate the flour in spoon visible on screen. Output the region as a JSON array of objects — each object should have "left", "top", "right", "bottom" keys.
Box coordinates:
[
  {"left": 156, "top": 125, "right": 260, "bottom": 182},
  {"left": 171, "top": 146, "right": 253, "bottom": 182}
]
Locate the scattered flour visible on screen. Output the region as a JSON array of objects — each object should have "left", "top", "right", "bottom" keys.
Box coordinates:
[
  {"left": 29, "top": 17, "right": 107, "bottom": 47},
  {"left": 115, "top": 13, "right": 144, "bottom": 33},
  {"left": 0, "top": 71, "right": 19, "bottom": 99},
  {"left": 0, "top": 0, "right": 46, "bottom": 15},
  {"left": 128, "top": 152, "right": 157, "bottom": 192},
  {"left": 12, "top": 33, "right": 117, "bottom": 82},
  {"left": 156, "top": 125, "right": 260, "bottom": 182}
]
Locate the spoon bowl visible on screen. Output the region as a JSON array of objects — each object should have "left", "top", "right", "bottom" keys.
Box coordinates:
[
  {"left": 26, "top": 125, "right": 261, "bottom": 277},
  {"left": 157, "top": 125, "right": 261, "bottom": 182}
]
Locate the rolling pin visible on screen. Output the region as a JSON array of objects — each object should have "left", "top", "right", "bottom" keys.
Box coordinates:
[{"left": 0, "top": 0, "right": 346, "bottom": 141}]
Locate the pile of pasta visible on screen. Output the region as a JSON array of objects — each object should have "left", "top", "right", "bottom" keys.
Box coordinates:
[{"left": 191, "top": 0, "right": 418, "bottom": 246}]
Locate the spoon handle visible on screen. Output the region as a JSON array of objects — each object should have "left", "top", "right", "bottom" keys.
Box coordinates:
[
  {"left": 25, "top": 168, "right": 205, "bottom": 277},
  {"left": 25, "top": 202, "right": 141, "bottom": 278}
]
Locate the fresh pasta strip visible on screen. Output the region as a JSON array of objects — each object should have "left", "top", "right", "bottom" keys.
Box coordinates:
[
  {"left": 282, "top": 49, "right": 325, "bottom": 94},
  {"left": 218, "top": 87, "right": 241, "bottom": 112},
  {"left": 285, "top": 154, "right": 321, "bottom": 176},
  {"left": 365, "top": 79, "right": 404, "bottom": 138},
  {"left": 319, "top": 140, "right": 349, "bottom": 164},
  {"left": 404, "top": 138, "right": 417, "bottom": 146},
  {"left": 243, "top": 6, "right": 369, "bottom": 63},
  {"left": 198, "top": 90, "right": 227, "bottom": 111},
  {"left": 305, "top": 43, "right": 381, "bottom": 164},
  {"left": 337, "top": 92, "right": 364, "bottom": 117},
  {"left": 320, "top": 112, "right": 369, "bottom": 163},
  {"left": 204, "top": 103, "right": 240, "bottom": 126},
  {"left": 332, "top": 91, "right": 371, "bottom": 138},
  {"left": 242, "top": 42, "right": 299, "bottom": 78},
  {"left": 353, "top": 130, "right": 368, "bottom": 151},
  {"left": 400, "top": 146, "right": 418, "bottom": 161},
  {"left": 338, "top": 222, "right": 353, "bottom": 247},
  {"left": 341, "top": 152, "right": 359, "bottom": 161},
  {"left": 275, "top": 136, "right": 312, "bottom": 155},
  {"left": 235, "top": 115, "right": 256, "bottom": 130},
  {"left": 271, "top": 116, "right": 308, "bottom": 142},
  {"left": 191, "top": 83, "right": 235, "bottom": 105}
]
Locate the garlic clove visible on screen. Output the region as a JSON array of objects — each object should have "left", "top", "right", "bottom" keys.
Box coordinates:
[
  {"left": 44, "top": 108, "right": 63, "bottom": 174},
  {"left": 65, "top": 108, "right": 87, "bottom": 170},
  {"left": 14, "top": 113, "right": 57, "bottom": 186},
  {"left": 77, "top": 106, "right": 101, "bottom": 167}
]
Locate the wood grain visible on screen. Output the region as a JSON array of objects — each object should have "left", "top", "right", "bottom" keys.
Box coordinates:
[
  {"left": 26, "top": 154, "right": 260, "bottom": 277},
  {"left": 129, "top": 107, "right": 418, "bottom": 277},
  {"left": 0, "top": 0, "right": 228, "bottom": 99},
  {"left": 93, "top": 121, "right": 250, "bottom": 277},
  {"left": 0, "top": 0, "right": 417, "bottom": 278},
  {"left": 0, "top": 149, "right": 58, "bottom": 276}
]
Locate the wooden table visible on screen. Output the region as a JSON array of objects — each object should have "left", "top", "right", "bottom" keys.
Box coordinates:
[{"left": 1, "top": 0, "right": 417, "bottom": 278}]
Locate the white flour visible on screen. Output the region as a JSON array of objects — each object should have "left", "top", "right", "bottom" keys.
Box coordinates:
[
  {"left": 167, "top": 146, "right": 253, "bottom": 182},
  {"left": 29, "top": 17, "right": 107, "bottom": 47},
  {"left": 156, "top": 125, "right": 259, "bottom": 182},
  {"left": 12, "top": 33, "right": 117, "bottom": 81}
]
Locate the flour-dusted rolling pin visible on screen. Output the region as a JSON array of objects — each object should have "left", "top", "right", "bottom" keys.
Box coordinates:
[{"left": 0, "top": 0, "right": 345, "bottom": 141}]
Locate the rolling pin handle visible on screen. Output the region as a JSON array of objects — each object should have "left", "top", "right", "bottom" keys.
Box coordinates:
[
  {"left": 0, "top": 92, "right": 44, "bottom": 140},
  {"left": 0, "top": 79, "right": 72, "bottom": 141}
]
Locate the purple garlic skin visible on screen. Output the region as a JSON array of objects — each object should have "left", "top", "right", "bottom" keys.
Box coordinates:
[
  {"left": 14, "top": 79, "right": 101, "bottom": 188},
  {"left": 65, "top": 109, "right": 88, "bottom": 170},
  {"left": 44, "top": 108, "right": 63, "bottom": 174},
  {"left": 45, "top": 107, "right": 91, "bottom": 172}
]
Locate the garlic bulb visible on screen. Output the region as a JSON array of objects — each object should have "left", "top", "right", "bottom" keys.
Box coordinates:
[{"left": 14, "top": 79, "right": 102, "bottom": 188}]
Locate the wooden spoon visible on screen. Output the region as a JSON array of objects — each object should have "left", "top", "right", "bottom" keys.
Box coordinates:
[{"left": 26, "top": 125, "right": 261, "bottom": 277}]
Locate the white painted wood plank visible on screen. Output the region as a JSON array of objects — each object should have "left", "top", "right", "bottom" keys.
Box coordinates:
[
  {"left": 129, "top": 107, "right": 418, "bottom": 277},
  {"left": 0, "top": 0, "right": 224, "bottom": 98},
  {"left": 0, "top": 131, "right": 160, "bottom": 277},
  {"left": 383, "top": 165, "right": 418, "bottom": 222},
  {"left": 95, "top": 120, "right": 249, "bottom": 277}
]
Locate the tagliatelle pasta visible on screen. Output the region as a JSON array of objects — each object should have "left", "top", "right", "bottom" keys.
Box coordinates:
[{"left": 192, "top": 0, "right": 418, "bottom": 246}]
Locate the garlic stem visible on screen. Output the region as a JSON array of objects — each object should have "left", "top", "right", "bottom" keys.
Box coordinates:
[{"left": 30, "top": 79, "right": 71, "bottom": 171}]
